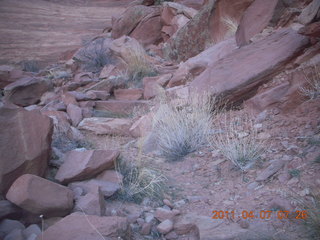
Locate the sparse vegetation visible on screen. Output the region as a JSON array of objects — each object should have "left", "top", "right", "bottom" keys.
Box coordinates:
[
  {"left": 210, "top": 112, "right": 266, "bottom": 171},
  {"left": 221, "top": 16, "right": 238, "bottom": 35},
  {"left": 123, "top": 46, "right": 157, "bottom": 87},
  {"left": 115, "top": 154, "right": 167, "bottom": 204},
  {"left": 153, "top": 92, "right": 215, "bottom": 161},
  {"left": 21, "top": 60, "right": 40, "bottom": 73},
  {"left": 289, "top": 169, "right": 301, "bottom": 178},
  {"left": 75, "top": 37, "right": 113, "bottom": 73},
  {"left": 300, "top": 65, "right": 320, "bottom": 100}
]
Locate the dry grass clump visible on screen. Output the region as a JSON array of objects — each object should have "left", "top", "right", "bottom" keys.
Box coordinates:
[
  {"left": 76, "top": 37, "right": 113, "bottom": 73},
  {"left": 221, "top": 16, "right": 238, "bottom": 35},
  {"left": 152, "top": 92, "right": 215, "bottom": 161},
  {"left": 124, "top": 47, "right": 156, "bottom": 87},
  {"left": 210, "top": 112, "right": 266, "bottom": 171},
  {"left": 290, "top": 189, "right": 320, "bottom": 239},
  {"left": 115, "top": 152, "right": 167, "bottom": 203},
  {"left": 300, "top": 65, "right": 320, "bottom": 100}
]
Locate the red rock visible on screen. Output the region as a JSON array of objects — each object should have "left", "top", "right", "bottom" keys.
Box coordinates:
[
  {"left": 96, "top": 170, "right": 123, "bottom": 185},
  {"left": 168, "top": 38, "right": 237, "bottom": 87},
  {"left": 39, "top": 213, "right": 130, "bottom": 240},
  {"left": 157, "top": 219, "right": 173, "bottom": 234},
  {"left": 173, "top": 0, "right": 206, "bottom": 10},
  {"left": 0, "top": 65, "right": 15, "bottom": 88},
  {"left": 55, "top": 149, "right": 119, "bottom": 184},
  {"left": 129, "top": 113, "right": 153, "bottom": 138},
  {"left": 6, "top": 174, "right": 73, "bottom": 217},
  {"left": 143, "top": 74, "right": 171, "bottom": 99},
  {"left": 112, "top": 5, "right": 155, "bottom": 39},
  {"left": 99, "top": 65, "right": 117, "bottom": 80},
  {"left": 155, "top": 208, "right": 177, "bottom": 222},
  {"left": 0, "top": 219, "right": 25, "bottom": 239},
  {"left": 0, "top": 105, "right": 53, "bottom": 194},
  {"left": 114, "top": 88, "right": 143, "bottom": 100},
  {"left": 66, "top": 104, "right": 82, "bottom": 127},
  {"left": 297, "top": 0, "right": 320, "bottom": 25},
  {"left": 141, "top": 223, "right": 152, "bottom": 235},
  {"left": 75, "top": 187, "right": 105, "bottom": 216},
  {"left": 41, "top": 110, "right": 71, "bottom": 135},
  {"left": 299, "top": 22, "right": 320, "bottom": 38},
  {"left": 190, "top": 28, "right": 309, "bottom": 104},
  {"left": 0, "top": 200, "right": 21, "bottom": 220},
  {"left": 236, "top": 0, "right": 280, "bottom": 47},
  {"left": 3, "top": 77, "right": 51, "bottom": 107},
  {"left": 86, "top": 90, "right": 110, "bottom": 101},
  {"left": 61, "top": 92, "right": 77, "bottom": 106},
  {"left": 74, "top": 72, "right": 93, "bottom": 84},
  {"left": 256, "top": 160, "right": 285, "bottom": 181},
  {"left": 130, "top": 8, "right": 163, "bottom": 46},
  {"left": 78, "top": 117, "right": 133, "bottom": 136},
  {"left": 209, "top": 0, "right": 254, "bottom": 43},
  {"left": 95, "top": 100, "right": 149, "bottom": 116},
  {"left": 70, "top": 179, "right": 120, "bottom": 198},
  {"left": 163, "top": 0, "right": 216, "bottom": 61}
]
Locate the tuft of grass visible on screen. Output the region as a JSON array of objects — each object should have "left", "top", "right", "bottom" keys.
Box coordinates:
[
  {"left": 221, "top": 16, "right": 238, "bottom": 35},
  {"left": 210, "top": 112, "right": 266, "bottom": 171},
  {"left": 114, "top": 152, "right": 167, "bottom": 204},
  {"left": 123, "top": 46, "right": 156, "bottom": 87},
  {"left": 291, "top": 190, "right": 320, "bottom": 239},
  {"left": 75, "top": 37, "right": 113, "bottom": 73},
  {"left": 152, "top": 92, "right": 215, "bottom": 161},
  {"left": 300, "top": 65, "right": 320, "bottom": 100}
]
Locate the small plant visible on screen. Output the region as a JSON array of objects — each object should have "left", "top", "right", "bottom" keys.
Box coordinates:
[
  {"left": 314, "top": 155, "right": 320, "bottom": 163},
  {"left": 21, "top": 60, "right": 40, "bottom": 73},
  {"left": 291, "top": 190, "right": 320, "bottom": 239},
  {"left": 75, "top": 37, "right": 113, "bottom": 73},
  {"left": 115, "top": 153, "right": 167, "bottom": 204},
  {"left": 123, "top": 47, "right": 156, "bottom": 87},
  {"left": 300, "top": 65, "right": 320, "bottom": 100},
  {"left": 221, "top": 16, "right": 238, "bottom": 35},
  {"left": 153, "top": 92, "right": 215, "bottom": 161},
  {"left": 289, "top": 169, "right": 300, "bottom": 178},
  {"left": 210, "top": 112, "right": 266, "bottom": 171}
]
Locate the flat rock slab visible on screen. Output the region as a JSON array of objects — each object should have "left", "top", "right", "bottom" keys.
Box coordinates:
[
  {"left": 6, "top": 174, "right": 74, "bottom": 217},
  {"left": 38, "top": 213, "right": 130, "bottom": 240},
  {"left": 78, "top": 117, "right": 133, "bottom": 136},
  {"left": 95, "top": 100, "right": 150, "bottom": 116},
  {"left": 190, "top": 28, "right": 309, "bottom": 104},
  {"left": 55, "top": 149, "right": 120, "bottom": 184}
]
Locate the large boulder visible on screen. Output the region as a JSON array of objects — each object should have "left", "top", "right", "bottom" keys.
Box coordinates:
[
  {"left": 168, "top": 38, "right": 237, "bottom": 87},
  {"left": 0, "top": 104, "right": 53, "bottom": 194},
  {"left": 55, "top": 149, "right": 120, "bottom": 184},
  {"left": 112, "top": 5, "right": 162, "bottom": 46},
  {"left": 3, "top": 77, "right": 51, "bottom": 107},
  {"left": 163, "top": 0, "right": 253, "bottom": 61},
  {"left": 190, "top": 28, "right": 309, "bottom": 104},
  {"left": 6, "top": 174, "right": 74, "bottom": 217},
  {"left": 235, "top": 0, "right": 297, "bottom": 47},
  {"left": 38, "top": 213, "right": 130, "bottom": 240}
]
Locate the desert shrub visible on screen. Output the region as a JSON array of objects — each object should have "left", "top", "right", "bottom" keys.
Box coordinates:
[
  {"left": 210, "top": 112, "right": 266, "bottom": 171},
  {"left": 152, "top": 92, "right": 215, "bottom": 161},
  {"left": 123, "top": 47, "right": 156, "bottom": 87},
  {"left": 76, "top": 37, "right": 113, "bottom": 73},
  {"left": 21, "top": 60, "right": 40, "bottom": 73},
  {"left": 115, "top": 155, "right": 167, "bottom": 204},
  {"left": 300, "top": 65, "right": 320, "bottom": 100},
  {"left": 291, "top": 190, "right": 320, "bottom": 239},
  {"left": 221, "top": 16, "right": 238, "bottom": 35}
]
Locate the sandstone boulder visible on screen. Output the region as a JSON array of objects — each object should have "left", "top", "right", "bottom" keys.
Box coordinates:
[
  {"left": 168, "top": 38, "right": 237, "bottom": 87},
  {"left": 4, "top": 77, "right": 51, "bottom": 107},
  {"left": 236, "top": 0, "right": 285, "bottom": 47},
  {"left": 74, "top": 187, "right": 106, "bottom": 216},
  {"left": 6, "top": 174, "right": 74, "bottom": 217},
  {"left": 78, "top": 117, "right": 133, "bottom": 136},
  {"left": 55, "top": 149, "right": 119, "bottom": 184},
  {"left": 190, "top": 28, "right": 309, "bottom": 104},
  {"left": 297, "top": 0, "right": 320, "bottom": 25},
  {"left": 95, "top": 100, "right": 149, "bottom": 116},
  {"left": 66, "top": 104, "right": 83, "bottom": 126},
  {"left": 38, "top": 213, "right": 130, "bottom": 240},
  {"left": 114, "top": 88, "right": 143, "bottom": 100},
  {"left": 0, "top": 105, "right": 53, "bottom": 194}
]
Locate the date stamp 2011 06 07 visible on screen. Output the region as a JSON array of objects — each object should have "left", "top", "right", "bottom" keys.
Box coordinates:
[{"left": 212, "top": 210, "right": 308, "bottom": 220}]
